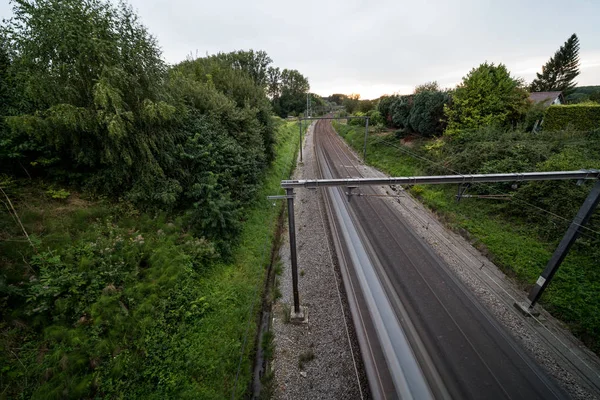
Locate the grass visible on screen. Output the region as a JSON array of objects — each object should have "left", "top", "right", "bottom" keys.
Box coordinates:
[
  {"left": 332, "top": 120, "right": 600, "bottom": 354},
  {"left": 0, "top": 118, "right": 306, "bottom": 399}
]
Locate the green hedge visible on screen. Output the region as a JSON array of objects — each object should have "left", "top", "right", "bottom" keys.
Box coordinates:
[{"left": 544, "top": 104, "right": 600, "bottom": 131}]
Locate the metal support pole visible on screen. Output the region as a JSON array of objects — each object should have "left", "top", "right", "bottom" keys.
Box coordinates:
[
  {"left": 299, "top": 119, "right": 303, "bottom": 163},
  {"left": 528, "top": 180, "right": 600, "bottom": 308},
  {"left": 363, "top": 117, "right": 370, "bottom": 161},
  {"left": 286, "top": 188, "right": 301, "bottom": 314}
]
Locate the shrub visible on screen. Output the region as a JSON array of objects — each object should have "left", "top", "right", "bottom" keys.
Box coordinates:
[
  {"left": 367, "top": 110, "right": 384, "bottom": 126},
  {"left": 543, "top": 103, "right": 600, "bottom": 131},
  {"left": 377, "top": 95, "right": 399, "bottom": 127},
  {"left": 390, "top": 96, "right": 412, "bottom": 129},
  {"left": 444, "top": 62, "right": 529, "bottom": 134},
  {"left": 408, "top": 91, "right": 450, "bottom": 136}
]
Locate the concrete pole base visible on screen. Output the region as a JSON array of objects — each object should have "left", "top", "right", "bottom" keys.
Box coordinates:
[
  {"left": 514, "top": 301, "right": 540, "bottom": 317},
  {"left": 290, "top": 306, "right": 308, "bottom": 324}
]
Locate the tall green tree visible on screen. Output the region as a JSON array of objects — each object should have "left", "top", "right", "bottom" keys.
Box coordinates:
[
  {"left": 3, "top": 0, "right": 178, "bottom": 204},
  {"left": 272, "top": 68, "right": 309, "bottom": 117},
  {"left": 530, "top": 33, "right": 580, "bottom": 94},
  {"left": 214, "top": 49, "right": 273, "bottom": 88},
  {"left": 445, "top": 62, "right": 529, "bottom": 134}
]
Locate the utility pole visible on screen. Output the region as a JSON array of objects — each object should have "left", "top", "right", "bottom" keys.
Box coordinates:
[
  {"left": 363, "top": 117, "right": 370, "bottom": 161},
  {"left": 299, "top": 119, "right": 303, "bottom": 163}
]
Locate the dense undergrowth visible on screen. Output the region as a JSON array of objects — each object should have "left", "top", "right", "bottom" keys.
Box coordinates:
[
  {"left": 333, "top": 121, "right": 600, "bottom": 354},
  {"left": 0, "top": 118, "right": 302, "bottom": 399}
]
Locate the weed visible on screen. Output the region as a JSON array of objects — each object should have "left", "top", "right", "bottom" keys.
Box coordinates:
[
  {"left": 298, "top": 350, "right": 315, "bottom": 370},
  {"left": 300, "top": 269, "right": 305, "bottom": 277},
  {"left": 273, "top": 261, "right": 283, "bottom": 276},
  {"left": 282, "top": 304, "right": 291, "bottom": 324},
  {"left": 271, "top": 282, "right": 282, "bottom": 302}
]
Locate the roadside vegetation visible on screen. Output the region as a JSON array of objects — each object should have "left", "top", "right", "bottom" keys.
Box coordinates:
[
  {"left": 334, "top": 32, "right": 600, "bottom": 354},
  {"left": 0, "top": 0, "right": 309, "bottom": 397}
]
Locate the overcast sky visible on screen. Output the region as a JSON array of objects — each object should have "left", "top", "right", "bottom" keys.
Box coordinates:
[{"left": 2, "top": 0, "right": 600, "bottom": 99}]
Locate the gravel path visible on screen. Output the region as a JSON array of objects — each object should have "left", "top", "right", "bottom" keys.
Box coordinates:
[{"left": 271, "top": 122, "right": 368, "bottom": 399}]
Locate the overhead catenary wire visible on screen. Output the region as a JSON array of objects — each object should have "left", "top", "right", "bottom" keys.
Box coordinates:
[
  {"left": 370, "top": 137, "right": 600, "bottom": 238},
  {"left": 329, "top": 122, "right": 600, "bottom": 387}
]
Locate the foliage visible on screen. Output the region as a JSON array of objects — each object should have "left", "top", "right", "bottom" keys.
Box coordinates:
[
  {"left": 342, "top": 94, "right": 361, "bottom": 114},
  {"left": 357, "top": 99, "right": 376, "bottom": 113},
  {"left": 414, "top": 81, "right": 440, "bottom": 94},
  {"left": 390, "top": 96, "right": 413, "bottom": 129},
  {"left": 367, "top": 110, "right": 384, "bottom": 126},
  {"left": 408, "top": 90, "right": 450, "bottom": 136},
  {"left": 444, "top": 62, "right": 529, "bottom": 134},
  {"left": 377, "top": 95, "right": 399, "bottom": 127},
  {"left": 543, "top": 103, "right": 600, "bottom": 131},
  {"left": 271, "top": 69, "right": 310, "bottom": 117},
  {"left": 327, "top": 93, "right": 347, "bottom": 106},
  {"left": 3, "top": 0, "right": 176, "bottom": 203},
  {"left": 213, "top": 49, "right": 272, "bottom": 88},
  {"left": 565, "top": 86, "right": 600, "bottom": 104},
  {"left": 530, "top": 34, "right": 580, "bottom": 94},
  {"left": 0, "top": 119, "right": 303, "bottom": 399}
]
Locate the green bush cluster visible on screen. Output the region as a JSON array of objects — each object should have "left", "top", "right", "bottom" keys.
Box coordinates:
[
  {"left": 377, "top": 90, "right": 450, "bottom": 137},
  {"left": 543, "top": 103, "right": 600, "bottom": 131}
]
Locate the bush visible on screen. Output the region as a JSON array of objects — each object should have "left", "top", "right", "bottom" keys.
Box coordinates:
[
  {"left": 408, "top": 91, "right": 450, "bottom": 136},
  {"left": 367, "top": 110, "right": 384, "bottom": 126},
  {"left": 543, "top": 103, "right": 600, "bottom": 131},
  {"left": 390, "top": 96, "right": 412, "bottom": 129},
  {"left": 377, "top": 95, "right": 399, "bottom": 127},
  {"left": 348, "top": 111, "right": 366, "bottom": 126},
  {"left": 444, "top": 62, "right": 529, "bottom": 134}
]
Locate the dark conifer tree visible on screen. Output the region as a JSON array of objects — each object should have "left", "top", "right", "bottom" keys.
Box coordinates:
[{"left": 530, "top": 34, "right": 580, "bottom": 94}]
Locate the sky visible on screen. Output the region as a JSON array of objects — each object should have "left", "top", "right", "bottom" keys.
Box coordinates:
[{"left": 2, "top": 0, "right": 600, "bottom": 99}]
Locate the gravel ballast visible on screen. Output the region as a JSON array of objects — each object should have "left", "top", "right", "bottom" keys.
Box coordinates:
[
  {"left": 271, "top": 121, "right": 600, "bottom": 399},
  {"left": 271, "top": 122, "right": 367, "bottom": 399}
]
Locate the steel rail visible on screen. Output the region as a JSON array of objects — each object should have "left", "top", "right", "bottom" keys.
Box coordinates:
[
  {"left": 315, "top": 120, "right": 435, "bottom": 399},
  {"left": 282, "top": 170, "right": 600, "bottom": 188}
]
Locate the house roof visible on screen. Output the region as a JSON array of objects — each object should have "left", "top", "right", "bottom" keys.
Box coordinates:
[{"left": 529, "top": 91, "right": 563, "bottom": 106}]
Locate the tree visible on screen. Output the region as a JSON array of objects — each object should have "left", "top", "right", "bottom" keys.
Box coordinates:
[
  {"left": 414, "top": 81, "right": 440, "bottom": 94},
  {"left": 530, "top": 34, "right": 580, "bottom": 94},
  {"left": 266, "top": 66, "right": 281, "bottom": 98},
  {"left": 342, "top": 94, "right": 360, "bottom": 114},
  {"left": 444, "top": 62, "right": 529, "bottom": 134},
  {"left": 377, "top": 95, "right": 399, "bottom": 127},
  {"left": 3, "top": 0, "right": 179, "bottom": 203},
  {"left": 408, "top": 91, "right": 450, "bottom": 136},
  {"left": 390, "top": 96, "right": 412, "bottom": 128},
  {"left": 328, "top": 94, "right": 347, "bottom": 105},
  {"left": 214, "top": 49, "right": 273, "bottom": 88}
]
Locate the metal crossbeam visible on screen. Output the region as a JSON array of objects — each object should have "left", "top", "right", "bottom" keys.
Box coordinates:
[
  {"left": 280, "top": 169, "right": 600, "bottom": 317},
  {"left": 282, "top": 170, "right": 600, "bottom": 188},
  {"left": 300, "top": 116, "right": 368, "bottom": 120}
]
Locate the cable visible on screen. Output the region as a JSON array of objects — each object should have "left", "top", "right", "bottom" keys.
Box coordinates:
[
  {"left": 329, "top": 122, "right": 600, "bottom": 389},
  {"left": 372, "top": 137, "right": 600, "bottom": 238}
]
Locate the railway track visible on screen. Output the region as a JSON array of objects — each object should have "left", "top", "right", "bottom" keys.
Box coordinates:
[{"left": 313, "top": 119, "right": 568, "bottom": 399}]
